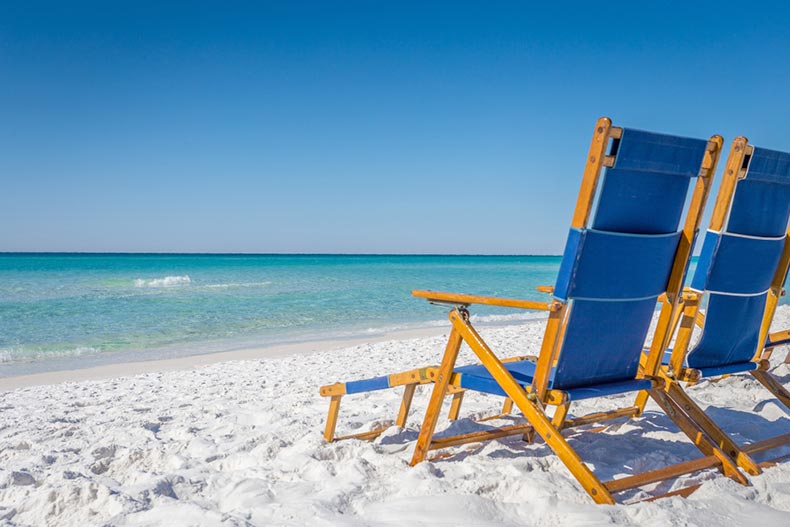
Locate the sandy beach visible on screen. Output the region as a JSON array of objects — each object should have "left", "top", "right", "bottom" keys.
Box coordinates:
[{"left": 2, "top": 309, "right": 790, "bottom": 526}]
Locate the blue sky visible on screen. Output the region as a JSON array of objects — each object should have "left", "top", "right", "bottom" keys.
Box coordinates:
[{"left": 2, "top": 1, "right": 789, "bottom": 254}]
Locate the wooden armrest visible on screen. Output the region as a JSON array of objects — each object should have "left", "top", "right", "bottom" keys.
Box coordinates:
[
  {"left": 536, "top": 285, "right": 554, "bottom": 294},
  {"left": 411, "top": 290, "right": 560, "bottom": 311},
  {"left": 767, "top": 329, "right": 790, "bottom": 347},
  {"left": 658, "top": 288, "right": 699, "bottom": 304}
]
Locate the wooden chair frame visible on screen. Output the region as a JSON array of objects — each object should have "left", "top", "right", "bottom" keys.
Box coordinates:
[
  {"left": 320, "top": 356, "right": 527, "bottom": 442},
  {"left": 633, "top": 137, "right": 790, "bottom": 477},
  {"left": 407, "top": 118, "right": 740, "bottom": 504}
]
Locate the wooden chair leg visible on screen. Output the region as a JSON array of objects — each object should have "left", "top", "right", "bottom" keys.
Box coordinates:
[
  {"left": 751, "top": 370, "right": 790, "bottom": 409},
  {"left": 502, "top": 398, "right": 514, "bottom": 415},
  {"left": 449, "top": 311, "right": 615, "bottom": 504},
  {"left": 410, "top": 324, "right": 464, "bottom": 466},
  {"left": 324, "top": 395, "right": 342, "bottom": 442},
  {"left": 633, "top": 389, "right": 650, "bottom": 416},
  {"left": 552, "top": 402, "right": 570, "bottom": 429},
  {"left": 649, "top": 388, "right": 749, "bottom": 482},
  {"left": 664, "top": 381, "right": 761, "bottom": 476},
  {"left": 396, "top": 384, "right": 417, "bottom": 428},
  {"left": 447, "top": 391, "right": 464, "bottom": 421}
]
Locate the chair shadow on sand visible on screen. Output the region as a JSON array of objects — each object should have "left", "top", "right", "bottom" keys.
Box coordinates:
[{"left": 379, "top": 399, "right": 790, "bottom": 502}]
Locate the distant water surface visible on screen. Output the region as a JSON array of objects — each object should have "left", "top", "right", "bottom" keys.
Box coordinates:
[{"left": 1, "top": 253, "right": 571, "bottom": 376}]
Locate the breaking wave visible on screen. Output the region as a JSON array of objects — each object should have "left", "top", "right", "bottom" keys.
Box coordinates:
[
  {"left": 133, "top": 276, "right": 192, "bottom": 288},
  {"left": 0, "top": 346, "right": 100, "bottom": 364}
]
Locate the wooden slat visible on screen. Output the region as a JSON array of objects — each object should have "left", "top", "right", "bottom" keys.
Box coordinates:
[
  {"left": 561, "top": 406, "right": 640, "bottom": 429},
  {"left": 428, "top": 424, "right": 534, "bottom": 450},
  {"left": 533, "top": 304, "right": 568, "bottom": 401},
  {"left": 319, "top": 382, "right": 346, "bottom": 397},
  {"left": 750, "top": 371, "right": 790, "bottom": 412},
  {"left": 758, "top": 454, "right": 790, "bottom": 468},
  {"left": 447, "top": 391, "right": 465, "bottom": 420},
  {"left": 396, "top": 384, "right": 417, "bottom": 427},
  {"left": 643, "top": 484, "right": 702, "bottom": 502},
  {"left": 324, "top": 395, "right": 342, "bottom": 442},
  {"left": 604, "top": 455, "right": 720, "bottom": 493},
  {"left": 767, "top": 329, "right": 790, "bottom": 348},
  {"left": 411, "top": 290, "right": 557, "bottom": 311},
  {"left": 335, "top": 429, "right": 387, "bottom": 441},
  {"left": 389, "top": 367, "right": 436, "bottom": 387},
  {"left": 709, "top": 137, "right": 748, "bottom": 231},
  {"left": 410, "top": 325, "right": 464, "bottom": 465},
  {"left": 742, "top": 433, "right": 790, "bottom": 455},
  {"left": 570, "top": 117, "right": 612, "bottom": 228}
]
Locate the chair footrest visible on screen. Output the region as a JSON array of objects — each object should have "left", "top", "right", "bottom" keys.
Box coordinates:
[
  {"left": 429, "top": 424, "right": 533, "bottom": 450},
  {"left": 562, "top": 406, "right": 641, "bottom": 429},
  {"left": 742, "top": 433, "right": 790, "bottom": 455},
  {"left": 603, "top": 455, "right": 720, "bottom": 493}
]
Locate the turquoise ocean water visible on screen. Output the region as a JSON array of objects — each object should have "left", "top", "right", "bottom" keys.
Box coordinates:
[{"left": 1, "top": 253, "right": 571, "bottom": 376}]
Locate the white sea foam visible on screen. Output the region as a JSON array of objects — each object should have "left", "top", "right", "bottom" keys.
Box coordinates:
[
  {"left": 0, "top": 346, "right": 99, "bottom": 364},
  {"left": 133, "top": 275, "right": 192, "bottom": 288}
]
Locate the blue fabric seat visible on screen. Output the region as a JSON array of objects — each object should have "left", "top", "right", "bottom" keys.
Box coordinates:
[
  {"left": 679, "top": 147, "right": 790, "bottom": 376},
  {"left": 454, "top": 361, "right": 653, "bottom": 401}
]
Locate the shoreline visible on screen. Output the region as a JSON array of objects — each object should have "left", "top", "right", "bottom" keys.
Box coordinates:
[
  {"left": 2, "top": 308, "right": 789, "bottom": 525},
  {"left": 0, "top": 323, "right": 457, "bottom": 391},
  {"left": 0, "top": 314, "right": 548, "bottom": 391}
]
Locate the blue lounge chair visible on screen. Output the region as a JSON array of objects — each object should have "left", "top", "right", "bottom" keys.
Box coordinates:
[
  {"left": 321, "top": 118, "right": 736, "bottom": 503},
  {"left": 639, "top": 137, "right": 790, "bottom": 477}
]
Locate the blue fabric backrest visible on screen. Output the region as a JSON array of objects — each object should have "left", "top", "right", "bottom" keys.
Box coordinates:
[
  {"left": 552, "top": 129, "right": 709, "bottom": 390},
  {"left": 687, "top": 147, "right": 790, "bottom": 369}
]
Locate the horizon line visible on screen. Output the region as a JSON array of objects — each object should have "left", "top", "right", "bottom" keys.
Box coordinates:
[{"left": 0, "top": 251, "right": 565, "bottom": 257}]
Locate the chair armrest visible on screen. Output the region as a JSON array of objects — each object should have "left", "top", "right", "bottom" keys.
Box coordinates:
[
  {"left": 767, "top": 329, "right": 790, "bottom": 348},
  {"left": 658, "top": 288, "right": 699, "bottom": 304},
  {"left": 411, "top": 290, "right": 561, "bottom": 311},
  {"left": 536, "top": 285, "right": 554, "bottom": 294}
]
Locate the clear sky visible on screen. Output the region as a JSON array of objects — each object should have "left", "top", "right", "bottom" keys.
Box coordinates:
[{"left": 2, "top": 1, "right": 789, "bottom": 254}]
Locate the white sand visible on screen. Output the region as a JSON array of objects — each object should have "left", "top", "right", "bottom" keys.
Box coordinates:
[{"left": 1, "top": 310, "right": 790, "bottom": 526}]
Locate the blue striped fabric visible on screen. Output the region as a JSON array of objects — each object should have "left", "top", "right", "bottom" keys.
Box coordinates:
[
  {"left": 687, "top": 146, "right": 790, "bottom": 372},
  {"left": 691, "top": 231, "right": 784, "bottom": 295},
  {"left": 550, "top": 128, "right": 707, "bottom": 390},
  {"left": 346, "top": 375, "right": 390, "bottom": 394},
  {"left": 554, "top": 229, "right": 681, "bottom": 302},
  {"left": 454, "top": 360, "right": 652, "bottom": 401},
  {"left": 697, "top": 361, "right": 759, "bottom": 378}
]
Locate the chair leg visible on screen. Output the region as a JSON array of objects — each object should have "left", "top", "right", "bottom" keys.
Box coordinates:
[
  {"left": 324, "top": 395, "right": 342, "bottom": 442},
  {"left": 447, "top": 391, "right": 464, "bottom": 421},
  {"left": 552, "top": 402, "right": 570, "bottom": 429},
  {"left": 502, "top": 398, "right": 514, "bottom": 415},
  {"left": 410, "top": 325, "right": 464, "bottom": 466},
  {"left": 649, "top": 387, "right": 750, "bottom": 481},
  {"left": 633, "top": 389, "right": 650, "bottom": 416},
  {"left": 396, "top": 384, "right": 417, "bottom": 428},
  {"left": 448, "top": 311, "right": 615, "bottom": 504},
  {"left": 664, "top": 381, "right": 761, "bottom": 475},
  {"left": 751, "top": 370, "right": 790, "bottom": 409}
]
